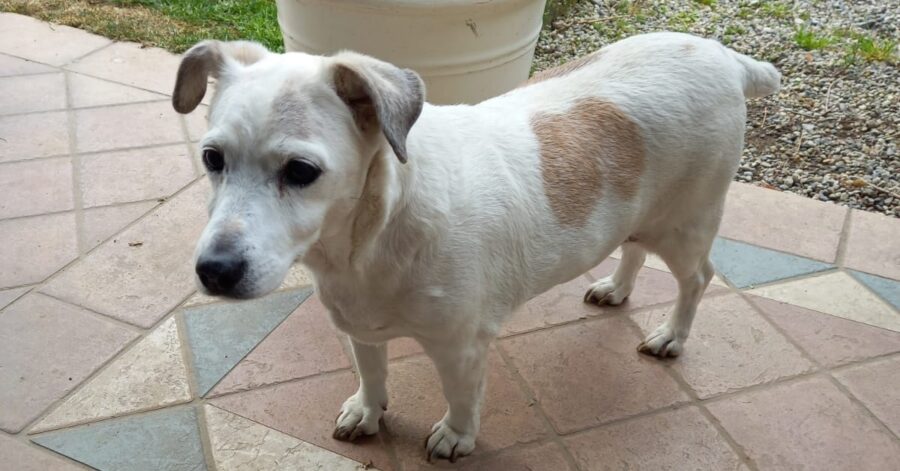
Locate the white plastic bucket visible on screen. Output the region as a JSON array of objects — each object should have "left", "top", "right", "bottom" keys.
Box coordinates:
[{"left": 276, "top": 0, "right": 546, "bottom": 104}]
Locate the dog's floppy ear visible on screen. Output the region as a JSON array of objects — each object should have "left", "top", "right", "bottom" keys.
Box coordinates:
[
  {"left": 173, "top": 40, "right": 270, "bottom": 114},
  {"left": 330, "top": 53, "right": 425, "bottom": 164}
]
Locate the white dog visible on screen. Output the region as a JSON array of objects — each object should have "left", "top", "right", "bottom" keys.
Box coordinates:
[{"left": 173, "top": 32, "right": 779, "bottom": 462}]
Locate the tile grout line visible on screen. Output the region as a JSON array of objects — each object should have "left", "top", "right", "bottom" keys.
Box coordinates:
[
  {"left": 194, "top": 400, "right": 219, "bottom": 471},
  {"left": 492, "top": 342, "right": 582, "bottom": 471},
  {"left": 497, "top": 288, "right": 734, "bottom": 342},
  {"left": 61, "top": 40, "right": 115, "bottom": 68},
  {"left": 177, "top": 109, "right": 202, "bottom": 178},
  {"left": 715, "top": 234, "right": 839, "bottom": 265},
  {"left": 18, "top": 281, "right": 202, "bottom": 436},
  {"left": 62, "top": 70, "right": 88, "bottom": 256},
  {"left": 739, "top": 293, "right": 900, "bottom": 443},
  {"left": 0, "top": 138, "right": 194, "bottom": 165},
  {"left": 834, "top": 206, "right": 853, "bottom": 267},
  {"left": 822, "top": 371, "right": 900, "bottom": 443},
  {"left": 736, "top": 265, "right": 842, "bottom": 291},
  {"left": 38, "top": 291, "right": 146, "bottom": 335},
  {"left": 618, "top": 315, "right": 760, "bottom": 470},
  {"left": 0, "top": 97, "right": 173, "bottom": 119},
  {"left": 0, "top": 197, "right": 166, "bottom": 226}
]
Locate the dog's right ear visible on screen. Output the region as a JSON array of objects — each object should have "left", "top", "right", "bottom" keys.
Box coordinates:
[{"left": 172, "top": 40, "right": 270, "bottom": 114}]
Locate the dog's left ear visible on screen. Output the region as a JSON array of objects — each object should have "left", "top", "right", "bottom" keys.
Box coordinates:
[
  {"left": 330, "top": 53, "right": 425, "bottom": 164},
  {"left": 173, "top": 40, "right": 270, "bottom": 114}
]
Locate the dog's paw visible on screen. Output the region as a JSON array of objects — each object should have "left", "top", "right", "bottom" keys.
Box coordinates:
[
  {"left": 638, "top": 324, "right": 684, "bottom": 358},
  {"left": 584, "top": 276, "right": 631, "bottom": 306},
  {"left": 425, "top": 420, "right": 476, "bottom": 463},
  {"left": 333, "top": 393, "right": 385, "bottom": 442}
]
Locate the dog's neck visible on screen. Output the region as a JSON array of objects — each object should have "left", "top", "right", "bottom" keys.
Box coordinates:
[{"left": 302, "top": 142, "right": 440, "bottom": 282}]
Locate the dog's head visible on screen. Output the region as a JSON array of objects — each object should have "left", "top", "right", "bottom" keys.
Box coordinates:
[{"left": 173, "top": 40, "right": 424, "bottom": 298}]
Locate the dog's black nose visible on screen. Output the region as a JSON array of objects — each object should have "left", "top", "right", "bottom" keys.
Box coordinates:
[{"left": 196, "top": 255, "right": 246, "bottom": 295}]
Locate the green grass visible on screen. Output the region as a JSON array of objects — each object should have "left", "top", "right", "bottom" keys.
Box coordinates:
[
  {"left": 760, "top": 1, "right": 791, "bottom": 19},
  {"left": 0, "top": 0, "right": 283, "bottom": 53},
  {"left": 794, "top": 26, "right": 832, "bottom": 51},
  {"left": 847, "top": 34, "right": 897, "bottom": 63},
  {"left": 668, "top": 10, "right": 699, "bottom": 32},
  {"left": 692, "top": 0, "right": 717, "bottom": 7}
]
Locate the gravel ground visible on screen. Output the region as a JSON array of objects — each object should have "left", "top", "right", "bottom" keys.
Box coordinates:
[{"left": 533, "top": 0, "right": 898, "bottom": 217}]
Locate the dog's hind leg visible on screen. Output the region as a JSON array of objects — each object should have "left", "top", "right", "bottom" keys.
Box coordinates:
[
  {"left": 334, "top": 339, "right": 388, "bottom": 441},
  {"left": 584, "top": 242, "right": 646, "bottom": 306},
  {"left": 637, "top": 216, "right": 718, "bottom": 357}
]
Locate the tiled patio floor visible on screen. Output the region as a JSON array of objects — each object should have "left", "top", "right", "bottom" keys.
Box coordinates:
[{"left": 1, "top": 12, "right": 899, "bottom": 471}]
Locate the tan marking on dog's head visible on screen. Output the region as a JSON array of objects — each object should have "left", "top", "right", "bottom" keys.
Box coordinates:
[
  {"left": 531, "top": 98, "right": 644, "bottom": 227},
  {"left": 271, "top": 81, "right": 310, "bottom": 136},
  {"left": 680, "top": 43, "right": 696, "bottom": 54},
  {"left": 521, "top": 50, "right": 604, "bottom": 87}
]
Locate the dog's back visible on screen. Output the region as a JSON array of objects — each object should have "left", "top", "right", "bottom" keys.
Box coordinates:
[{"left": 402, "top": 33, "right": 780, "bottom": 312}]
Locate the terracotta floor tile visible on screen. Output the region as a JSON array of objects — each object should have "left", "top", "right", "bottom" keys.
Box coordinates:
[
  {"left": 0, "top": 212, "right": 77, "bottom": 288},
  {"left": 81, "top": 201, "right": 157, "bottom": 251},
  {"left": 66, "top": 41, "right": 181, "bottom": 95},
  {"left": 206, "top": 292, "right": 348, "bottom": 397},
  {"left": 79, "top": 144, "right": 195, "bottom": 207},
  {"left": 32, "top": 318, "right": 190, "bottom": 433},
  {"left": 844, "top": 209, "right": 900, "bottom": 280},
  {"left": 68, "top": 73, "right": 165, "bottom": 108},
  {"left": 564, "top": 406, "right": 742, "bottom": 470},
  {"left": 428, "top": 441, "right": 572, "bottom": 471},
  {"left": 588, "top": 258, "right": 691, "bottom": 307},
  {"left": 0, "top": 13, "right": 110, "bottom": 66},
  {"left": 204, "top": 404, "right": 364, "bottom": 471},
  {"left": 0, "top": 434, "right": 83, "bottom": 471},
  {"left": 609, "top": 247, "right": 728, "bottom": 287},
  {"left": 833, "top": 355, "right": 900, "bottom": 437},
  {"left": 707, "top": 376, "right": 900, "bottom": 470},
  {"left": 388, "top": 337, "right": 424, "bottom": 359},
  {"left": 748, "top": 271, "right": 900, "bottom": 332},
  {"left": 0, "top": 53, "right": 56, "bottom": 76},
  {"left": 754, "top": 295, "right": 900, "bottom": 367},
  {"left": 719, "top": 182, "right": 846, "bottom": 262},
  {"left": 500, "top": 274, "right": 597, "bottom": 337},
  {"left": 0, "top": 111, "right": 69, "bottom": 162},
  {"left": 211, "top": 371, "right": 395, "bottom": 471},
  {"left": 42, "top": 180, "right": 207, "bottom": 327},
  {"left": 0, "top": 157, "right": 73, "bottom": 219},
  {"left": 0, "top": 73, "right": 66, "bottom": 114},
  {"left": 500, "top": 316, "right": 688, "bottom": 433},
  {"left": 74, "top": 101, "right": 184, "bottom": 153},
  {"left": 385, "top": 351, "right": 551, "bottom": 468},
  {"left": 632, "top": 294, "right": 813, "bottom": 398},
  {"left": 0, "top": 293, "right": 137, "bottom": 432}
]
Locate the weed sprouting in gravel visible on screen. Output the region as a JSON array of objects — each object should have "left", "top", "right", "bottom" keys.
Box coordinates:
[{"left": 794, "top": 26, "right": 833, "bottom": 51}]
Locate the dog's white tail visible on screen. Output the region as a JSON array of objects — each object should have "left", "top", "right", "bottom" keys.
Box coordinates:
[{"left": 731, "top": 51, "right": 781, "bottom": 99}]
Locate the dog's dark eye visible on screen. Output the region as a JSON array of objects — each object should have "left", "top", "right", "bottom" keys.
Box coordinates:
[
  {"left": 203, "top": 148, "right": 225, "bottom": 172},
  {"left": 283, "top": 159, "right": 321, "bottom": 187}
]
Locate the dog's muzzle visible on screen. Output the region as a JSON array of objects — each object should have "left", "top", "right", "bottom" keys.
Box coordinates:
[{"left": 196, "top": 253, "right": 247, "bottom": 296}]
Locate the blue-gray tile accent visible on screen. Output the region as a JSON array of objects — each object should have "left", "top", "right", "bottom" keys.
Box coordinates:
[
  {"left": 710, "top": 238, "right": 833, "bottom": 289},
  {"left": 33, "top": 406, "right": 206, "bottom": 471},
  {"left": 850, "top": 271, "right": 900, "bottom": 310},
  {"left": 182, "top": 288, "right": 313, "bottom": 395}
]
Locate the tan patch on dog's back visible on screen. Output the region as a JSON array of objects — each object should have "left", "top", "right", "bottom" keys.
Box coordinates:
[
  {"left": 522, "top": 50, "right": 604, "bottom": 86},
  {"left": 531, "top": 98, "right": 644, "bottom": 227}
]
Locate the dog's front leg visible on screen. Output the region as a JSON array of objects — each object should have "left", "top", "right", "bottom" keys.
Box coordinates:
[
  {"left": 334, "top": 338, "right": 388, "bottom": 441},
  {"left": 423, "top": 336, "right": 491, "bottom": 462}
]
